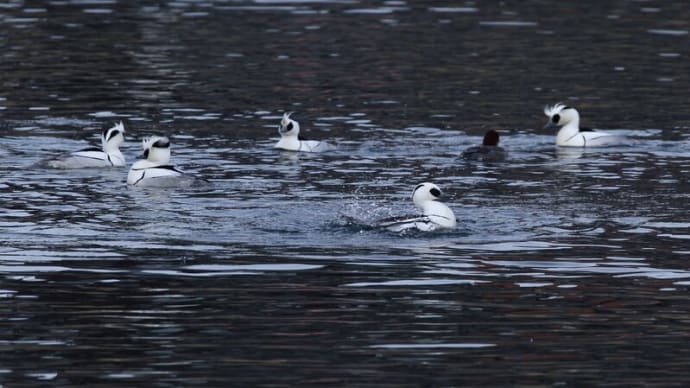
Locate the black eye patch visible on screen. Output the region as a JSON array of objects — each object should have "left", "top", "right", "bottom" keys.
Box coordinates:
[
  {"left": 430, "top": 188, "right": 441, "bottom": 197},
  {"left": 552, "top": 114, "right": 560, "bottom": 123},
  {"left": 107, "top": 130, "right": 120, "bottom": 141},
  {"left": 153, "top": 139, "right": 170, "bottom": 148},
  {"left": 287, "top": 122, "right": 294, "bottom": 131},
  {"left": 143, "top": 149, "right": 149, "bottom": 158}
]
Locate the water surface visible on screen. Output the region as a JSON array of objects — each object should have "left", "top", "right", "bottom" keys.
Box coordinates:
[{"left": 1, "top": 1, "right": 690, "bottom": 386}]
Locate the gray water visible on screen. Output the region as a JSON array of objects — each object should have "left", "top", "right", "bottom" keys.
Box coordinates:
[{"left": 1, "top": 1, "right": 690, "bottom": 386}]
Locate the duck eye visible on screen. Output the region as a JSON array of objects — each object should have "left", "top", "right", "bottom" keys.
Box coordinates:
[
  {"left": 143, "top": 149, "right": 149, "bottom": 158},
  {"left": 552, "top": 114, "right": 560, "bottom": 123},
  {"left": 287, "top": 122, "right": 294, "bottom": 131},
  {"left": 430, "top": 188, "right": 441, "bottom": 197}
]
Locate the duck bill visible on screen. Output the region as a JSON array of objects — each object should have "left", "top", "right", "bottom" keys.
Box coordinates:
[{"left": 543, "top": 121, "right": 559, "bottom": 130}]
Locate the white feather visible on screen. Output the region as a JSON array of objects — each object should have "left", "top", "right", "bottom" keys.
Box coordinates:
[{"left": 544, "top": 102, "right": 567, "bottom": 117}]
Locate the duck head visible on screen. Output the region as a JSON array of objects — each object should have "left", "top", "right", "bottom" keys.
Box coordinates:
[
  {"left": 412, "top": 182, "right": 442, "bottom": 208},
  {"left": 101, "top": 121, "right": 125, "bottom": 152},
  {"left": 543, "top": 103, "right": 580, "bottom": 129},
  {"left": 482, "top": 130, "right": 500, "bottom": 146},
  {"left": 278, "top": 112, "right": 300, "bottom": 138},
  {"left": 141, "top": 135, "right": 171, "bottom": 164}
]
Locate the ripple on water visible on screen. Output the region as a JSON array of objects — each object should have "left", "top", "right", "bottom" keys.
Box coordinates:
[
  {"left": 1, "top": 1, "right": 690, "bottom": 385},
  {"left": 647, "top": 29, "right": 689, "bottom": 36},
  {"left": 344, "top": 278, "right": 488, "bottom": 287},
  {"left": 143, "top": 263, "right": 323, "bottom": 277},
  {"left": 479, "top": 20, "right": 538, "bottom": 27},
  {"left": 344, "top": 7, "right": 408, "bottom": 15},
  {"left": 428, "top": 7, "right": 478, "bottom": 13},
  {"left": 483, "top": 258, "right": 690, "bottom": 281},
  {"left": 370, "top": 343, "right": 495, "bottom": 349},
  {"left": 0, "top": 265, "right": 123, "bottom": 274}
]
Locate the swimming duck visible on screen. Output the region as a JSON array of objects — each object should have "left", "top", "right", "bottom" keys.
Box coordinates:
[
  {"left": 127, "top": 136, "right": 185, "bottom": 186},
  {"left": 376, "top": 182, "right": 457, "bottom": 232},
  {"left": 544, "top": 103, "right": 624, "bottom": 147},
  {"left": 461, "top": 130, "right": 507, "bottom": 161},
  {"left": 274, "top": 112, "right": 334, "bottom": 152},
  {"left": 47, "top": 121, "right": 126, "bottom": 168}
]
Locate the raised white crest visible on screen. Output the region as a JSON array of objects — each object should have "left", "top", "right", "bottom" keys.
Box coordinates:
[
  {"left": 280, "top": 112, "right": 295, "bottom": 128},
  {"left": 544, "top": 102, "right": 568, "bottom": 118}
]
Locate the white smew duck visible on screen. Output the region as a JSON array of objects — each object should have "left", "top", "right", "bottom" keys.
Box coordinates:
[
  {"left": 376, "top": 182, "right": 457, "bottom": 232},
  {"left": 544, "top": 103, "right": 624, "bottom": 147},
  {"left": 47, "top": 121, "right": 126, "bottom": 168},
  {"left": 274, "top": 112, "right": 334, "bottom": 152},
  {"left": 127, "top": 136, "right": 184, "bottom": 186}
]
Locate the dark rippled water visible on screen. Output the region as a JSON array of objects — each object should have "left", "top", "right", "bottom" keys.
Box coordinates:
[{"left": 1, "top": 1, "right": 690, "bottom": 386}]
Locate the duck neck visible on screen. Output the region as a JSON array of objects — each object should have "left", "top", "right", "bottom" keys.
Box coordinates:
[
  {"left": 419, "top": 200, "right": 443, "bottom": 216},
  {"left": 556, "top": 119, "right": 581, "bottom": 145},
  {"left": 103, "top": 143, "right": 121, "bottom": 153},
  {"left": 275, "top": 135, "right": 300, "bottom": 150},
  {"left": 109, "top": 150, "right": 125, "bottom": 163}
]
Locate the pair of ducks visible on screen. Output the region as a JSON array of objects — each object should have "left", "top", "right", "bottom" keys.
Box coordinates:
[
  {"left": 45, "top": 103, "right": 621, "bottom": 232},
  {"left": 46, "top": 122, "right": 182, "bottom": 186},
  {"left": 274, "top": 113, "right": 456, "bottom": 232},
  {"left": 461, "top": 102, "right": 625, "bottom": 160}
]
